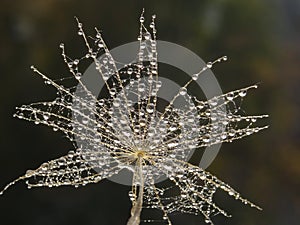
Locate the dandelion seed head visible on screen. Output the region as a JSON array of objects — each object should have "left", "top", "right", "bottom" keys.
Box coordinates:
[{"left": 1, "top": 12, "right": 268, "bottom": 225}]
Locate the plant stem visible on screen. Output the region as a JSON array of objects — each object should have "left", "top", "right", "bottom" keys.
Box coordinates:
[{"left": 126, "top": 159, "right": 144, "bottom": 225}]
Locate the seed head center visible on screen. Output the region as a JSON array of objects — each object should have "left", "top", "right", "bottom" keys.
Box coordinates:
[{"left": 135, "top": 150, "right": 146, "bottom": 159}]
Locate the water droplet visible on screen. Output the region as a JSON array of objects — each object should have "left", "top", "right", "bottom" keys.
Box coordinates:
[
  {"left": 102, "top": 73, "right": 109, "bottom": 81},
  {"left": 203, "top": 135, "right": 210, "bottom": 143},
  {"left": 207, "top": 62, "right": 212, "bottom": 68},
  {"left": 113, "top": 100, "right": 120, "bottom": 107},
  {"left": 75, "top": 73, "right": 82, "bottom": 80},
  {"left": 127, "top": 68, "right": 133, "bottom": 75},
  {"left": 138, "top": 84, "right": 145, "bottom": 92},
  {"left": 59, "top": 43, "right": 64, "bottom": 48},
  {"left": 239, "top": 90, "right": 247, "bottom": 97},
  {"left": 228, "top": 129, "right": 235, "bottom": 136},
  {"left": 197, "top": 102, "right": 205, "bottom": 110},
  {"left": 144, "top": 33, "right": 151, "bottom": 40},
  {"left": 169, "top": 126, "right": 177, "bottom": 132},
  {"left": 43, "top": 115, "right": 49, "bottom": 120},
  {"left": 167, "top": 142, "right": 178, "bottom": 148},
  {"left": 209, "top": 97, "right": 218, "bottom": 106},
  {"left": 179, "top": 87, "right": 187, "bottom": 95},
  {"left": 82, "top": 118, "right": 89, "bottom": 124},
  {"left": 246, "top": 130, "right": 253, "bottom": 135},
  {"left": 226, "top": 92, "right": 234, "bottom": 101},
  {"left": 147, "top": 107, "right": 155, "bottom": 114},
  {"left": 109, "top": 88, "right": 116, "bottom": 96},
  {"left": 148, "top": 129, "right": 155, "bottom": 137},
  {"left": 192, "top": 73, "right": 198, "bottom": 80}
]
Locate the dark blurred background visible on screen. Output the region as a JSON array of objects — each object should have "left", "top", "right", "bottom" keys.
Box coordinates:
[{"left": 0, "top": 0, "right": 299, "bottom": 225}]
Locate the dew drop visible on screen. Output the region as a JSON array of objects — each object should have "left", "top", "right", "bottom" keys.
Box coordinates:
[
  {"left": 226, "top": 92, "right": 234, "bottom": 101},
  {"left": 144, "top": 33, "right": 151, "bottom": 40},
  {"left": 205, "top": 219, "right": 211, "bottom": 224},
  {"left": 146, "top": 108, "right": 154, "bottom": 113},
  {"left": 75, "top": 73, "right": 82, "bottom": 80},
  {"left": 169, "top": 126, "right": 177, "bottom": 132},
  {"left": 192, "top": 73, "right": 198, "bottom": 80},
  {"left": 138, "top": 84, "right": 145, "bottom": 92},
  {"left": 113, "top": 100, "right": 120, "bottom": 107},
  {"left": 239, "top": 90, "right": 247, "bottom": 97},
  {"left": 228, "top": 130, "right": 235, "bottom": 136},
  {"left": 246, "top": 130, "right": 253, "bottom": 135},
  {"left": 203, "top": 135, "right": 210, "bottom": 143},
  {"left": 43, "top": 115, "right": 50, "bottom": 120},
  {"left": 179, "top": 87, "right": 187, "bottom": 95},
  {"left": 82, "top": 118, "right": 89, "bottom": 124},
  {"left": 103, "top": 73, "right": 109, "bottom": 81},
  {"left": 207, "top": 62, "right": 213, "bottom": 68},
  {"left": 127, "top": 68, "right": 133, "bottom": 75},
  {"left": 209, "top": 97, "right": 218, "bottom": 106}
]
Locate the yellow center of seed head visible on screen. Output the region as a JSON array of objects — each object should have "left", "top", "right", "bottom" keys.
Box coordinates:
[{"left": 135, "top": 150, "right": 146, "bottom": 159}]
